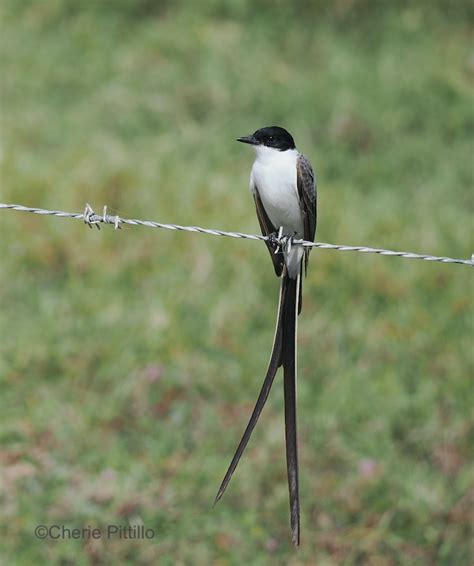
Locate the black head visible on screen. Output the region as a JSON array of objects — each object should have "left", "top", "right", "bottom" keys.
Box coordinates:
[{"left": 237, "top": 126, "right": 295, "bottom": 151}]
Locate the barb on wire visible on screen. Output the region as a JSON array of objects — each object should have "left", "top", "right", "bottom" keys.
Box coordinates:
[{"left": 0, "top": 202, "right": 472, "bottom": 267}]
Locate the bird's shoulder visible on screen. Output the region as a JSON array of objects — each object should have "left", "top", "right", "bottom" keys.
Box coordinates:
[
  {"left": 296, "top": 153, "right": 316, "bottom": 201},
  {"left": 296, "top": 153, "right": 315, "bottom": 184}
]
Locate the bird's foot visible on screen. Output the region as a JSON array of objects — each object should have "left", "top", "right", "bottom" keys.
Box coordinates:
[
  {"left": 268, "top": 231, "right": 281, "bottom": 248},
  {"left": 269, "top": 229, "right": 297, "bottom": 255}
]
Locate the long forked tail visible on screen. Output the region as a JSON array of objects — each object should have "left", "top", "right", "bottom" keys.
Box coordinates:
[
  {"left": 281, "top": 273, "right": 301, "bottom": 546},
  {"left": 214, "top": 272, "right": 301, "bottom": 546}
]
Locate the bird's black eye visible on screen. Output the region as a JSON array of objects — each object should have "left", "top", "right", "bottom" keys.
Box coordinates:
[{"left": 268, "top": 136, "right": 274, "bottom": 142}]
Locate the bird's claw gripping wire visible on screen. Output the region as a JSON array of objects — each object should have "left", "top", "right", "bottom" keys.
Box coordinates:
[
  {"left": 268, "top": 227, "right": 284, "bottom": 253},
  {"left": 269, "top": 227, "right": 298, "bottom": 255}
]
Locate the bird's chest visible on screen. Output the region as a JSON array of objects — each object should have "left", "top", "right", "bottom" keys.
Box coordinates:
[{"left": 250, "top": 151, "right": 303, "bottom": 234}]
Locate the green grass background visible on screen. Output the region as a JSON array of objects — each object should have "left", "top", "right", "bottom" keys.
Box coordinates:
[{"left": 1, "top": 1, "right": 473, "bottom": 564}]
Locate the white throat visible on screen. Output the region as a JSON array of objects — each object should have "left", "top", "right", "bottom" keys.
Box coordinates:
[{"left": 253, "top": 144, "right": 294, "bottom": 163}]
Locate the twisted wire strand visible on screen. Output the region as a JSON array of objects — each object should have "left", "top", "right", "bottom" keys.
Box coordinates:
[{"left": 1, "top": 202, "right": 472, "bottom": 267}]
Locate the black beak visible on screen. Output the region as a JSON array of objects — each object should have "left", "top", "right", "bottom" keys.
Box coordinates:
[{"left": 237, "top": 135, "right": 258, "bottom": 145}]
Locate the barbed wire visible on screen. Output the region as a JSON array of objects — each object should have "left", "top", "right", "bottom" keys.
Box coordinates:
[{"left": 1, "top": 202, "right": 472, "bottom": 267}]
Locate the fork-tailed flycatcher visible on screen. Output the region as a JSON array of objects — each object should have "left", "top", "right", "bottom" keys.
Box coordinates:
[{"left": 214, "top": 126, "right": 317, "bottom": 546}]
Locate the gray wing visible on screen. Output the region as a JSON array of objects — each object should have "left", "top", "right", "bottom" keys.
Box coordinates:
[
  {"left": 296, "top": 153, "right": 317, "bottom": 243},
  {"left": 296, "top": 154, "right": 317, "bottom": 277}
]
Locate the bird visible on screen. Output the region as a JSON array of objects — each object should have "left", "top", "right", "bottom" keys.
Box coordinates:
[{"left": 214, "top": 126, "right": 317, "bottom": 546}]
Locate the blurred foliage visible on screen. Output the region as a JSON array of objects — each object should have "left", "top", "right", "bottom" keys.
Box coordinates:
[{"left": 0, "top": 0, "right": 473, "bottom": 564}]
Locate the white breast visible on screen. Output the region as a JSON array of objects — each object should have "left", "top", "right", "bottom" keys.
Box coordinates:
[
  {"left": 250, "top": 146, "right": 303, "bottom": 237},
  {"left": 249, "top": 146, "right": 304, "bottom": 277}
]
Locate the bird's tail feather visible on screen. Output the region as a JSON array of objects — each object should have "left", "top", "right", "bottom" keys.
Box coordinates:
[
  {"left": 214, "top": 276, "right": 287, "bottom": 505},
  {"left": 281, "top": 273, "right": 300, "bottom": 546},
  {"left": 214, "top": 271, "right": 301, "bottom": 547}
]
